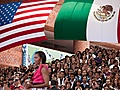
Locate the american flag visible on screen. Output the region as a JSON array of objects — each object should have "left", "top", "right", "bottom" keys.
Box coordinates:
[{"left": 0, "top": 0, "right": 58, "bottom": 51}]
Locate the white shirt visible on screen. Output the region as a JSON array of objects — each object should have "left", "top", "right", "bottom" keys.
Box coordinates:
[
  {"left": 80, "top": 59, "right": 87, "bottom": 64},
  {"left": 57, "top": 78, "right": 65, "bottom": 86},
  {"left": 70, "top": 79, "right": 76, "bottom": 88}
]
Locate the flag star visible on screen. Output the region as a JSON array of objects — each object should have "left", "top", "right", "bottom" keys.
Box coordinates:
[
  {"left": 18, "top": 2, "right": 21, "bottom": 4},
  {"left": 7, "top": 19, "right": 9, "bottom": 21},
  {"left": 5, "top": 17, "right": 7, "bottom": 18},
  {"left": 4, "top": 14, "right": 6, "bottom": 16},
  {"left": 13, "top": 10, "right": 15, "bottom": 12},
  {"left": 9, "top": 21, "right": 11, "bottom": 23},
  {"left": 2, "top": 20, "right": 4, "bottom": 22},
  {"left": 7, "top": 4, "right": 9, "bottom": 6},
  {"left": 4, "top": 22, "right": 6, "bottom": 24},
  {"left": 1, "top": 5, "right": 3, "bottom": 7},
  {"left": 12, "top": 3, "right": 14, "bottom": 5},
  {"left": 9, "top": 13, "right": 11, "bottom": 15},
  {"left": 8, "top": 6, "right": 10, "bottom": 7},
  {"left": 3, "top": 7, "right": 4, "bottom": 8}
]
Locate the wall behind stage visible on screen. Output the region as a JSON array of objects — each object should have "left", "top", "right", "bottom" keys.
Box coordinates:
[
  {"left": 22, "top": 44, "right": 73, "bottom": 67},
  {"left": 0, "top": 45, "right": 22, "bottom": 67}
]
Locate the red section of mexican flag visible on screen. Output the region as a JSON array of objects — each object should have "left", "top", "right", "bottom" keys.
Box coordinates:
[{"left": 118, "top": 10, "right": 120, "bottom": 43}]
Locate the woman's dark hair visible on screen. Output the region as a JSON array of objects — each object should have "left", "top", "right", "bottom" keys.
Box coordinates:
[
  {"left": 35, "top": 51, "right": 46, "bottom": 64},
  {"left": 81, "top": 75, "right": 87, "bottom": 80},
  {"left": 66, "top": 81, "right": 72, "bottom": 86},
  {"left": 76, "top": 80, "right": 81, "bottom": 84}
]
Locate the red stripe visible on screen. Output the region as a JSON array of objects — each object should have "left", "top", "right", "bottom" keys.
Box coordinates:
[
  {"left": 118, "top": 10, "right": 120, "bottom": 43},
  {"left": 0, "top": 36, "right": 47, "bottom": 52},
  {"left": 1, "top": 20, "right": 46, "bottom": 34},
  {"left": 15, "top": 7, "right": 52, "bottom": 15},
  {"left": 20, "top": 1, "right": 57, "bottom": 9},
  {"left": 1, "top": 28, "right": 44, "bottom": 42},
  {"left": 13, "top": 13, "right": 49, "bottom": 22}
]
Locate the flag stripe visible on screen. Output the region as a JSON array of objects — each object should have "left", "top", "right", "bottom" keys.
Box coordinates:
[
  {"left": 0, "top": 16, "right": 48, "bottom": 32},
  {"left": 15, "top": 7, "right": 53, "bottom": 15},
  {"left": 87, "top": 0, "right": 120, "bottom": 43},
  {"left": 21, "top": 0, "right": 58, "bottom": 5},
  {"left": 1, "top": 28, "right": 44, "bottom": 42},
  {"left": 55, "top": 1, "right": 77, "bottom": 39},
  {"left": 86, "top": 1, "right": 102, "bottom": 42},
  {"left": 16, "top": 4, "right": 56, "bottom": 13},
  {"left": 0, "top": 36, "right": 47, "bottom": 51},
  {"left": 118, "top": 10, "right": 120, "bottom": 43},
  {"left": 0, "top": 32, "right": 45, "bottom": 48},
  {"left": 14, "top": 10, "right": 52, "bottom": 20},
  {"left": 54, "top": 0, "right": 94, "bottom": 40},
  {"left": 22, "top": 0, "right": 45, "bottom": 3},
  {"left": 19, "top": 1, "right": 57, "bottom": 9},
  {"left": 13, "top": 13, "right": 49, "bottom": 23}
]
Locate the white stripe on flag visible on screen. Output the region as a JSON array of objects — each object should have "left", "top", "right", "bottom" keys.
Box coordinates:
[
  {"left": 86, "top": 0, "right": 120, "bottom": 43},
  {"left": 14, "top": 10, "right": 52, "bottom": 19},
  {"left": 0, "top": 16, "right": 48, "bottom": 31},
  {"left": 0, "top": 32, "right": 45, "bottom": 48}
]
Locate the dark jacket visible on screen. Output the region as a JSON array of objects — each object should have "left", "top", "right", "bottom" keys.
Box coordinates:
[
  {"left": 49, "top": 86, "right": 60, "bottom": 90},
  {"left": 80, "top": 83, "right": 89, "bottom": 90}
]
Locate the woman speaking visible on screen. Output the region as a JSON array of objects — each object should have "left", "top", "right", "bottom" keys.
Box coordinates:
[{"left": 25, "top": 51, "right": 49, "bottom": 90}]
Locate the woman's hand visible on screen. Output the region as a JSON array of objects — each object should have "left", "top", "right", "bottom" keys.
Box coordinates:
[{"left": 25, "top": 82, "right": 33, "bottom": 89}]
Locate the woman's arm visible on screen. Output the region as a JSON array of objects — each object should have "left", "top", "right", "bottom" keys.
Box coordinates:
[{"left": 27, "top": 66, "right": 49, "bottom": 88}]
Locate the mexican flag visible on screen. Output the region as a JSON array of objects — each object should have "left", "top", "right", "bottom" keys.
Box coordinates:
[{"left": 54, "top": 0, "right": 120, "bottom": 43}]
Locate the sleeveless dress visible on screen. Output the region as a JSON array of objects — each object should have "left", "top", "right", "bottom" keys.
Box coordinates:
[{"left": 32, "top": 64, "right": 48, "bottom": 90}]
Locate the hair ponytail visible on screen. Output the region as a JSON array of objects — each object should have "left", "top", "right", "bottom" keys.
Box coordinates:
[{"left": 35, "top": 51, "right": 46, "bottom": 64}]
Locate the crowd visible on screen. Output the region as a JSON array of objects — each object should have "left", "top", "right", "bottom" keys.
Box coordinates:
[{"left": 0, "top": 45, "right": 120, "bottom": 90}]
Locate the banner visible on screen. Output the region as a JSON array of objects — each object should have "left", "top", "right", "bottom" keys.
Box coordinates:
[{"left": 22, "top": 44, "right": 73, "bottom": 67}]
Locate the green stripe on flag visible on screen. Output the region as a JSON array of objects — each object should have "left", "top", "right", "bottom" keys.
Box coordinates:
[{"left": 54, "top": 0, "right": 94, "bottom": 40}]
